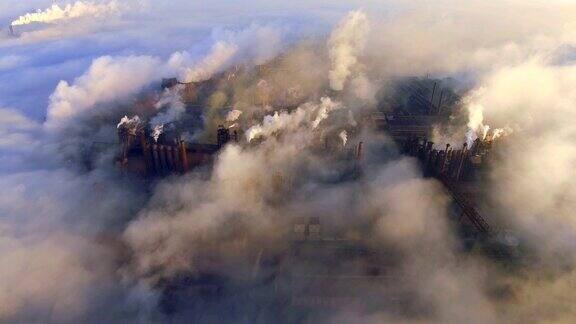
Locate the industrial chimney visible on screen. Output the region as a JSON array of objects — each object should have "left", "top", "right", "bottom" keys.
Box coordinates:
[
  {"left": 217, "top": 125, "right": 231, "bottom": 148},
  {"left": 356, "top": 141, "right": 364, "bottom": 161}
]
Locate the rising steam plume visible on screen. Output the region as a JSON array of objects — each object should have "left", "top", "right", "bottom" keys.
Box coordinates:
[
  {"left": 328, "top": 10, "right": 369, "bottom": 91},
  {"left": 10, "top": 1, "right": 122, "bottom": 26}
]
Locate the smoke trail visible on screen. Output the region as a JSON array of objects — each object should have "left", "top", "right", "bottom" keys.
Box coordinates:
[
  {"left": 465, "top": 103, "right": 490, "bottom": 146},
  {"left": 181, "top": 42, "right": 238, "bottom": 83},
  {"left": 328, "top": 10, "right": 370, "bottom": 91},
  {"left": 149, "top": 86, "right": 186, "bottom": 132},
  {"left": 45, "top": 55, "right": 162, "bottom": 133},
  {"left": 10, "top": 1, "right": 122, "bottom": 26},
  {"left": 151, "top": 124, "right": 163, "bottom": 142},
  {"left": 339, "top": 130, "right": 348, "bottom": 146},
  {"left": 226, "top": 109, "right": 242, "bottom": 122},
  {"left": 245, "top": 97, "right": 341, "bottom": 142},
  {"left": 117, "top": 115, "right": 141, "bottom": 130}
]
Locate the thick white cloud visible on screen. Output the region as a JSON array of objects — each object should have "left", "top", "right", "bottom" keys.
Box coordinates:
[{"left": 45, "top": 55, "right": 162, "bottom": 131}]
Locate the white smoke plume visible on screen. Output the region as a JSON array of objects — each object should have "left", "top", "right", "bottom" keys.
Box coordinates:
[
  {"left": 465, "top": 103, "right": 490, "bottom": 146},
  {"left": 151, "top": 124, "right": 163, "bottom": 142},
  {"left": 245, "top": 108, "right": 306, "bottom": 142},
  {"left": 46, "top": 55, "right": 162, "bottom": 132},
  {"left": 462, "top": 61, "right": 576, "bottom": 257},
  {"left": 328, "top": 10, "right": 370, "bottom": 91},
  {"left": 245, "top": 96, "right": 341, "bottom": 142},
  {"left": 226, "top": 109, "right": 243, "bottom": 122},
  {"left": 117, "top": 115, "right": 141, "bottom": 130},
  {"left": 167, "top": 23, "right": 283, "bottom": 84},
  {"left": 149, "top": 86, "right": 186, "bottom": 130},
  {"left": 10, "top": 1, "right": 123, "bottom": 26},
  {"left": 339, "top": 130, "right": 348, "bottom": 147},
  {"left": 178, "top": 42, "right": 238, "bottom": 83}
]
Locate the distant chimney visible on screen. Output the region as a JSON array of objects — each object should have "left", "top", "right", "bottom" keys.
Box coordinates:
[
  {"left": 430, "top": 82, "right": 438, "bottom": 106},
  {"left": 455, "top": 142, "right": 468, "bottom": 181},
  {"left": 152, "top": 144, "right": 161, "bottom": 174},
  {"left": 437, "top": 90, "right": 445, "bottom": 114},
  {"left": 217, "top": 125, "right": 231, "bottom": 148},
  {"left": 356, "top": 141, "right": 364, "bottom": 161},
  {"left": 8, "top": 25, "right": 15, "bottom": 37},
  {"left": 180, "top": 140, "right": 189, "bottom": 173}
]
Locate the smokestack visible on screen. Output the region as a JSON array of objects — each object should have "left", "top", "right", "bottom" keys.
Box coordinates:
[
  {"left": 441, "top": 143, "right": 450, "bottom": 174},
  {"left": 217, "top": 125, "right": 230, "bottom": 148},
  {"left": 180, "top": 140, "right": 189, "bottom": 173},
  {"left": 140, "top": 131, "right": 152, "bottom": 176},
  {"left": 356, "top": 141, "right": 364, "bottom": 161},
  {"left": 166, "top": 146, "right": 174, "bottom": 171},
  {"left": 152, "top": 144, "right": 161, "bottom": 175},
  {"left": 159, "top": 145, "right": 168, "bottom": 173},
  {"left": 455, "top": 142, "right": 468, "bottom": 181},
  {"left": 8, "top": 25, "right": 15, "bottom": 37},
  {"left": 429, "top": 82, "right": 437, "bottom": 115},
  {"left": 437, "top": 90, "right": 445, "bottom": 114},
  {"left": 172, "top": 144, "right": 180, "bottom": 172}
]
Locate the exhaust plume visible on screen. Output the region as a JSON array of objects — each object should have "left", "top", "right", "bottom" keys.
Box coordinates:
[
  {"left": 117, "top": 115, "right": 141, "bottom": 133},
  {"left": 45, "top": 55, "right": 162, "bottom": 133},
  {"left": 151, "top": 124, "right": 164, "bottom": 142},
  {"left": 171, "top": 42, "right": 238, "bottom": 83},
  {"left": 465, "top": 103, "right": 490, "bottom": 145},
  {"left": 226, "top": 109, "right": 243, "bottom": 122},
  {"left": 150, "top": 86, "right": 186, "bottom": 130},
  {"left": 339, "top": 130, "right": 348, "bottom": 147},
  {"left": 245, "top": 97, "right": 341, "bottom": 142},
  {"left": 10, "top": 1, "right": 122, "bottom": 26},
  {"left": 328, "top": 10, "right": 370, "bottom": 91}
]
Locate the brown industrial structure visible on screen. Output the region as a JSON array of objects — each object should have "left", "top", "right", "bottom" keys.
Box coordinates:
[
  {"left": 117, "top": 124, "right": 236, "bottom": 177},
  {"left": 403, "top": 137, "right": 494, "bottom": 235},
  {"left": 148, "top": 77, "right": 516, "bottom": 318}
]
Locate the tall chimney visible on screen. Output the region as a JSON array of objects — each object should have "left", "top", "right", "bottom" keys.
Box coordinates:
[
  {"left": 429, "top": 82, "right": 437, "bottom": 115},
  {"left": 140, "top": 131, "right": 152, "bottom": 176},
  {"left": 180, "top": 140, "right": 189, "bottom": 173},
  {"left": 152, "top": 144, "right": 161, "bottom": 175},
  {"left": 8, "top": 25, "right": 15, "bottom": 37},
  {"left": 159, "top": 145, "right": 168, "bottom": 173},
  {"left": 166, "top": 146, "right": 174, "bottom": 171},
  {"left": 356, "top": 141, "right": 364, "bottom": 161},
  {"left": 455, "top": 142, "right": 468, "bottom": 181},
  {"left": 437, "top": 90, "right": 445, "bottom": 114},
  {"left": 441, "top": 143, "right": 450, "bottom": 174},
  {"left": 217, "top": 125, "right": 230, "bottom": 148}
]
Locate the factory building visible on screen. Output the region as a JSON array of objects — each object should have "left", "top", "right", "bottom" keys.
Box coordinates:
[{"left": 117, "top": 123, "right": 235, "bottom": 177}]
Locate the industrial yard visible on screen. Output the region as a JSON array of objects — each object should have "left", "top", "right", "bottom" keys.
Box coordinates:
[{"left": 2, "top": 1, "right": 576, "bottom": 323}]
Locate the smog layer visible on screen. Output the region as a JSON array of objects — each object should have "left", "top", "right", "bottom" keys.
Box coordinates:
[{"left": 2, "top": 1, "right": 576, "bottom": 323}]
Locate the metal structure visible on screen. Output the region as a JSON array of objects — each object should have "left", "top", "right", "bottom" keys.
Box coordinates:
[{"left": 403, "top": 137, "right": 493, "bottom": 235}]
